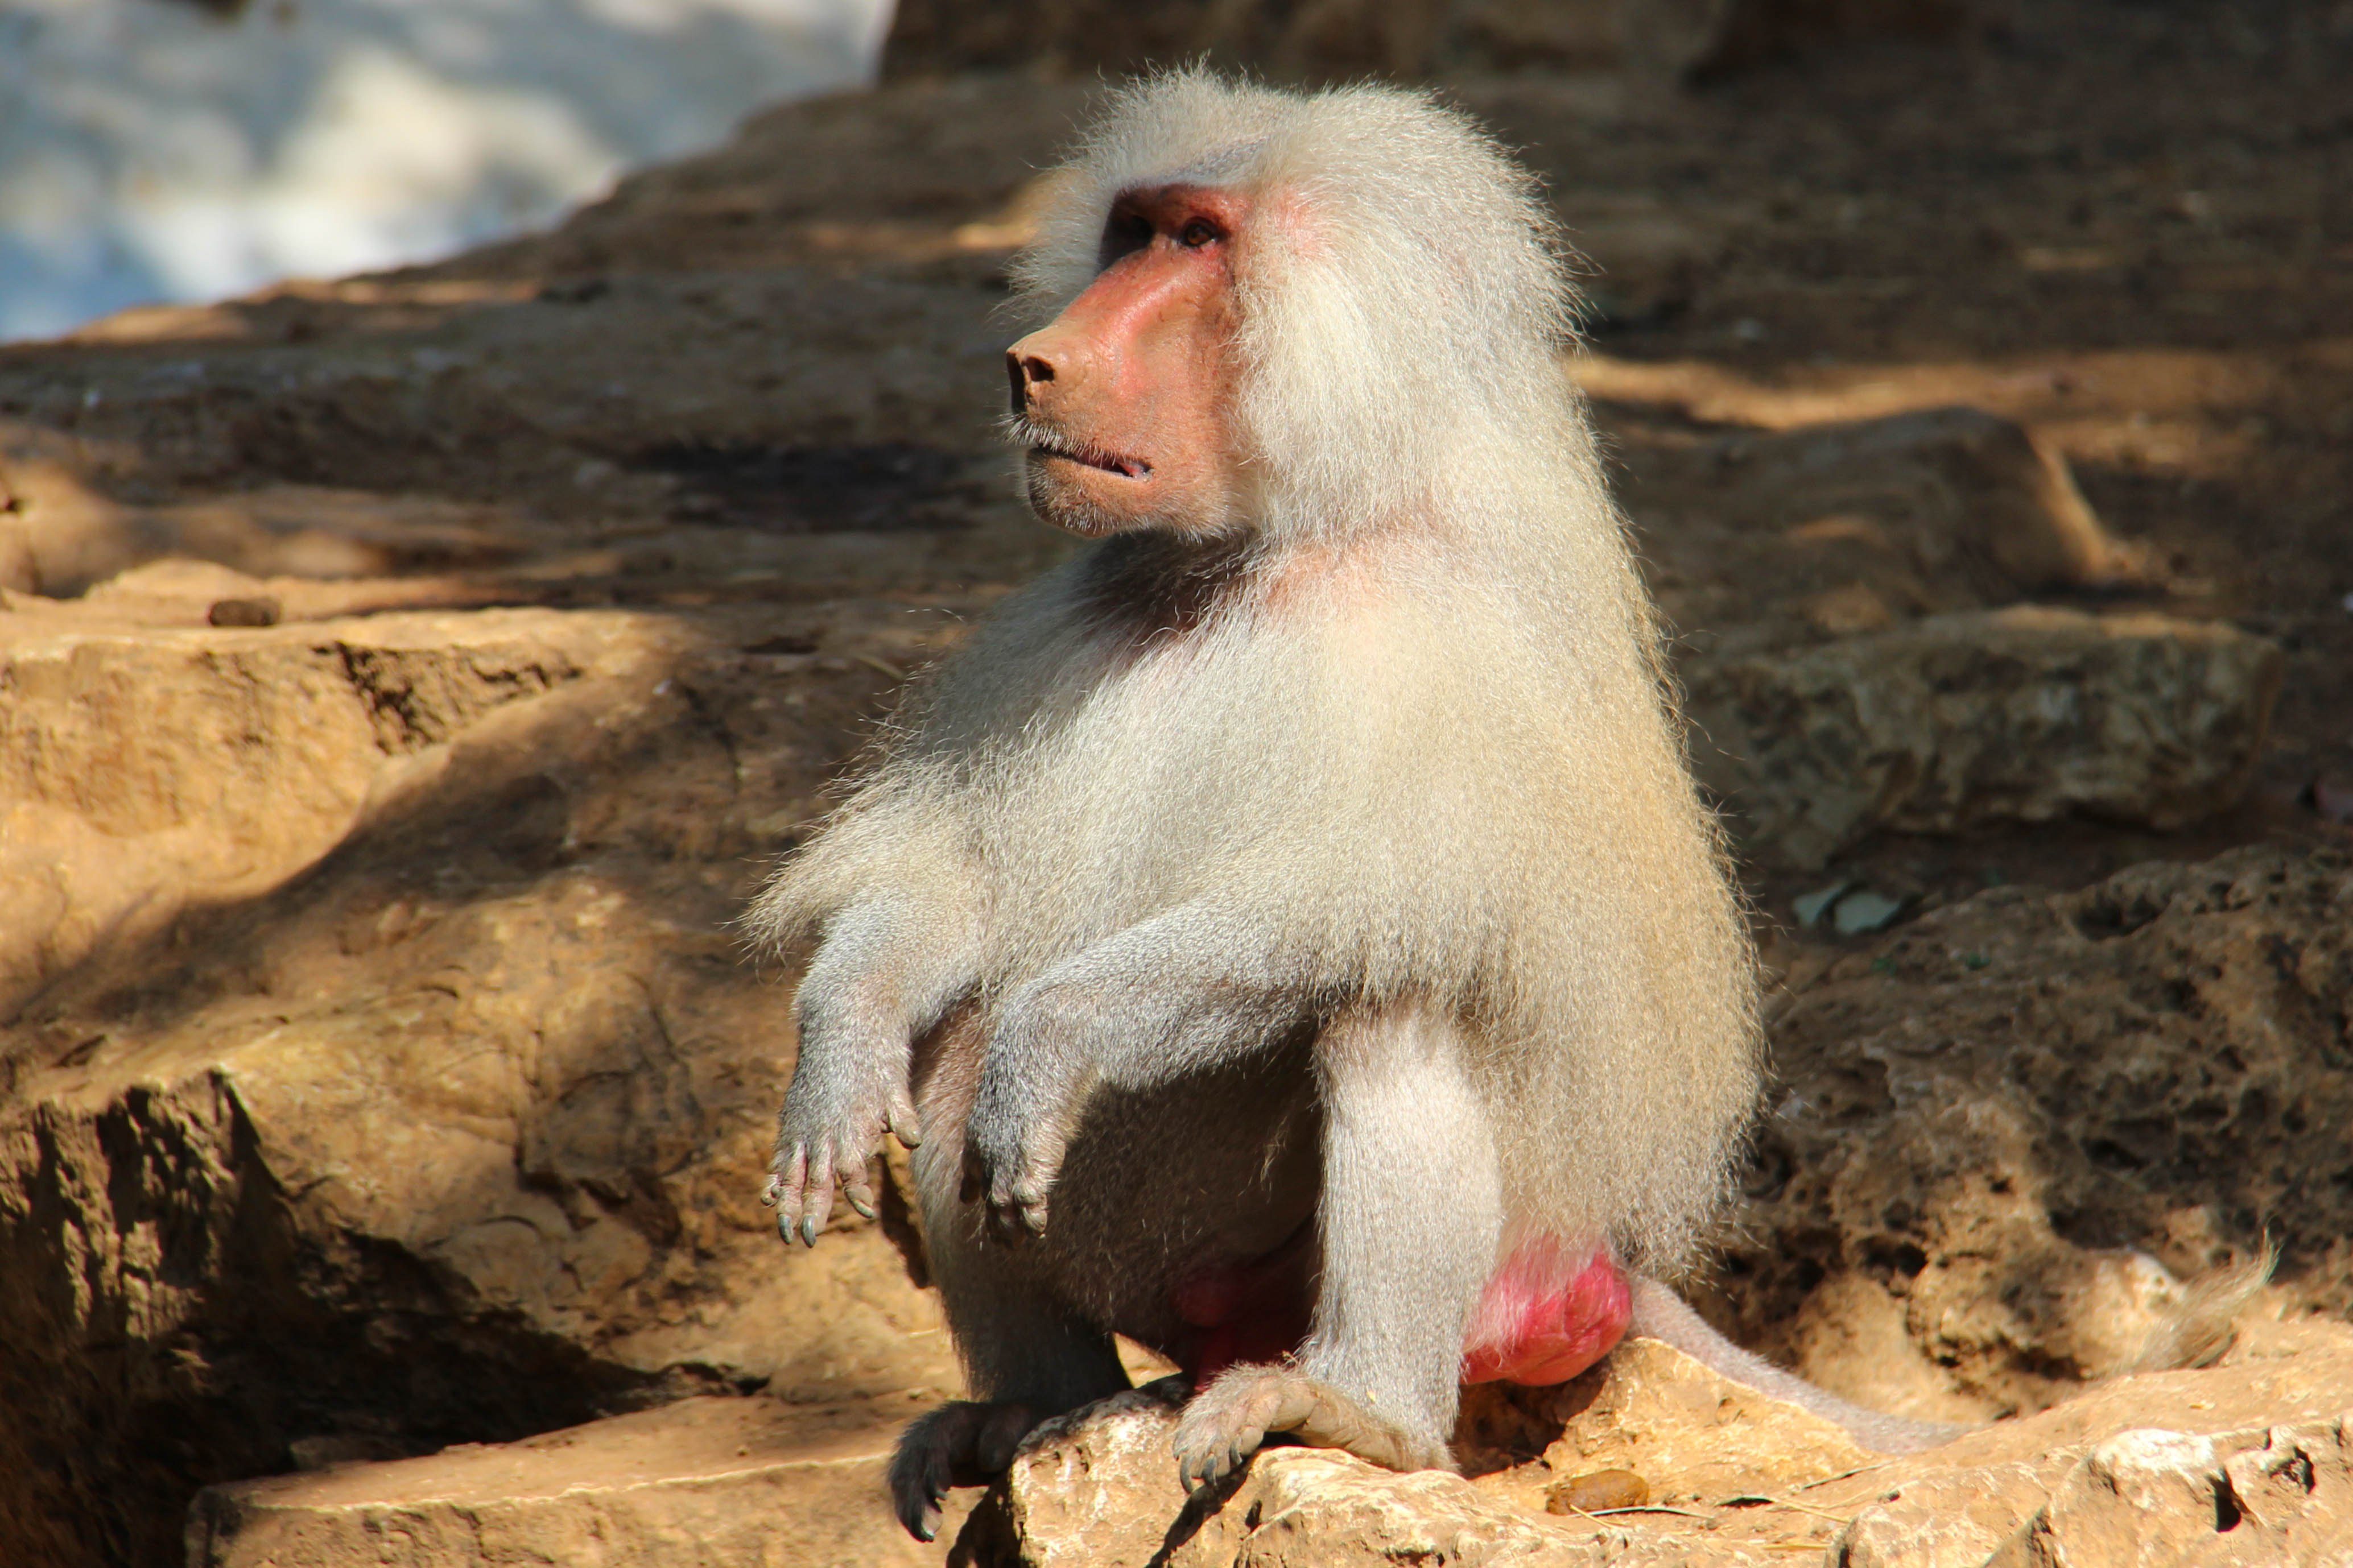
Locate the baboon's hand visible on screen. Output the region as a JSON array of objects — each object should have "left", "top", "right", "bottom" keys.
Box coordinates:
[
  {"left": 959, "top": 1029, "right": 1080, "bottom": 1244},
  {"left": 958, "top": 1093, "right": 1066, "bottom": 1245},
  {"left": 763, "top": 1066, "right": 920, "bottom": 1248}
]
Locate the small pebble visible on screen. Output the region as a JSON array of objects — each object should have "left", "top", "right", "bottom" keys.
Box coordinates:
[
  {"left": 1832, "top": 890, "right": 1906, "bottom": 935},
  {"left": 208, "top": 597, "right": 280, "bottom": 627},
  {"left": 1545, "top": 1467, "right": 1650, "bottom": 1514},
  {"left": 1793, "top": 882, "right": 1852, "bottom": 928}
]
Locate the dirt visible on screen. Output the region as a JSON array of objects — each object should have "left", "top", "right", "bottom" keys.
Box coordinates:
[{"left": 3, "top": 3, "right": 2351, "bottom": 1564}]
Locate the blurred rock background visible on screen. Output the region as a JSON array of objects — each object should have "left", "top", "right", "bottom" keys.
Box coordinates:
[{"left": 3, "top": 2, "right": 2351, "bottom": 1565}]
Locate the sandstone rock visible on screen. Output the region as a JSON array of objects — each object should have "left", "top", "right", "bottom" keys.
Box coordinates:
[
  {"left": 1453, "top": 1339, "right": 1883, "bottom": 1518},
  {"left": 0, "top": 596, "right": 969, "bottom": 1568},
  {"left": 1713, "top": 406, "right": 2144, "bottom": 597},
  {"left": 969, "top": 1395, "right": 1571, "bottom": 1568},
  {"left": 1831, "top": 1464, "right": 2058, "bottom": 1568},
  {"left": 1624, "top": 406, "right": 2148, "bottom": 642},
  {"left": 189, "top": 1392, "right": 969, "bottom": 1568},
  {"left": 0, "top": 78, "right": 1085, "bottom": 1568},
  {"left": 1685, "top": 607, "right": 2282, "bottom": 868},
  {"left": 1982, "top": 1417, "right": 2353, "bottom": 1567},
  {"left": 1720, "top": 845, "right": 2353, "bottom": 1417},
  {"left": 0, "top": 519, "right": 38, "bottom": 594},
  {"left": 1828, "top": 1407, "right": 2353, "bottom": 1568},
  {"left": 977, "top": 1315, "right": 2353, "bottom": 1567},
  {"left": 0, "top": 600, "right": 626, "bottom": 1011},
  {"left": 1530, "top": 1337, "right": 1874, "bottom": 1503},
  {"left": 1602, "top": 406, "right": 2282, "bottom": 871}
]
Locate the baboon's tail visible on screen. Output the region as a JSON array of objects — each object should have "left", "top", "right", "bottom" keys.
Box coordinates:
[
  {"left": 1626, "top": 1275, "right": 1964, "bottom": 1454},
  {"left": 2128, "top": 1242, "right": 2277, "bottom": 1375}
]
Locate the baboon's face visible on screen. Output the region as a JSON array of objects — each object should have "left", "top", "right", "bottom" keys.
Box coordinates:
[{"left": 1006, "top": 184, "right": 1252, "bottom": 537}]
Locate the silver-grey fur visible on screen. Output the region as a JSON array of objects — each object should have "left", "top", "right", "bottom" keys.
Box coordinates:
[{"left": 749, "top": 70, "right": 1834, "bottom": 1541}]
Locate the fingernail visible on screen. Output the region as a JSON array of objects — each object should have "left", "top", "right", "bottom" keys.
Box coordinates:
[{"left": 800, "top": 1217, "right": 820, "bottom": 1246}]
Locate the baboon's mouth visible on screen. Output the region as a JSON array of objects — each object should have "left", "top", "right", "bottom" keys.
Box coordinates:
[{"left": 1031, "top": 437, "right": 1150, "bottom": 480}]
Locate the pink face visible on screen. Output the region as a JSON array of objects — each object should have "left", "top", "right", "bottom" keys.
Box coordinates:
[{"left": 1006, "top": 184, "right": 1253, "bottom": 537}]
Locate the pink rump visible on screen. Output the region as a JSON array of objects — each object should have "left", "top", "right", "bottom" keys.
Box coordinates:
[{"left": 1459, "top": 1240, "right": 1631, "bottom": 1386}]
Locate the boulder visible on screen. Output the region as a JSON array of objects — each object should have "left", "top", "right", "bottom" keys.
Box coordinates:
[
  {"left": 1585, "top": 406, "right": 2286, "bottom": 865},
  {"left": 974, "top": 1318, "right": 2353, "bottom": 1567},
  {"left": 0, "top": 595, "right": 969, "bottom": 1568},
  {"left": 1684, "top": 607, "right": 2282, "bottom": 868},
  {"left": 0, "top": 598, "right": 620, "bottom": 1011},
  {"left": 965, "top": 1392, "right": 1570, "bottom": 1568},
  {"left": 188, "top": 1393, "right": 969, "bottom": 1568}
]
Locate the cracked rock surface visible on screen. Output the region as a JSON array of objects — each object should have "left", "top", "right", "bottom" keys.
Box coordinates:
[{"left": 975, "top": 1324, "right": 2353, "bottom": 1567}]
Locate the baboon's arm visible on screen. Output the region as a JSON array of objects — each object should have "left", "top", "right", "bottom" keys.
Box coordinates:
[
  {"left": 767, "top": 895, "right": 982, "bottom": 1244},
  {"left": 960, "top": 905, "right": 1302, "bottom": 1239}
]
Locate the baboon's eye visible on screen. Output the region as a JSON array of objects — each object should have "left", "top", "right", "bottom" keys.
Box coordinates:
[{"left": 1178, "top": 218, "right": 1221, "bottom": 249}]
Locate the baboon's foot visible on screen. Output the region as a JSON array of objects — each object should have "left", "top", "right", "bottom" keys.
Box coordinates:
[
  {"left": 1170, "top": 1364, "right": 1451, "bottom": 1493},
  {"left": 888, "top": 1399, "right": 1038, "bottom": 1541}
]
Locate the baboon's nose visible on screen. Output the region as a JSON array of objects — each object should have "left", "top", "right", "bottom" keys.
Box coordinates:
[{"left": 1006, "top": 350, "right": 1056, "bottom": 416}]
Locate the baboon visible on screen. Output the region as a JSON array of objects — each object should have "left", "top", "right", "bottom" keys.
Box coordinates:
[{"left": 752, "top": 69, "right": 1951, "bottom": 1541}]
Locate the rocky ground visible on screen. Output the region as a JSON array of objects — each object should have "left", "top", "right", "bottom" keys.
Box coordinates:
[
  {"left": 971, "top": 1322, "right": 2353, "bottom": 1567},
  {"left": 3, "top": 3, "right": 2351, "bottom": 1566}
]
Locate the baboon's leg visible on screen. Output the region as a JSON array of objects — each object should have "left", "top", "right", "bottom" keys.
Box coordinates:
[
  {"left": 889, "top": 1400, "right": 1039, "bottom": 1541},
  {"left": 892, "top": 1118, "right": 1132, "bottom": 1538},
  {"left": 1173, "top": 1004, "right": 1499, "bottom": 1488}
]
